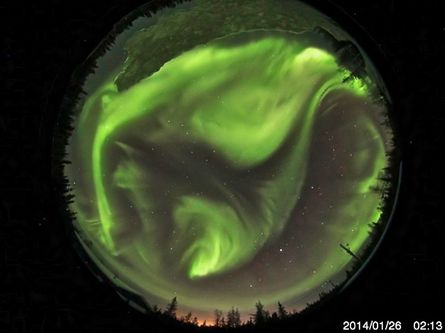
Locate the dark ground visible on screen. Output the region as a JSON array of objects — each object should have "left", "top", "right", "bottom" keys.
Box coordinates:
[{"left": 1, "top": 0, "right": 444, "bottom": 332}]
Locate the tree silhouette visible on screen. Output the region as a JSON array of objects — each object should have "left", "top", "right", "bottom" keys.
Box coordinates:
[
  {"left": 340, "top": 243, "right": 362, "bottom": 262},
  {"left": 253, "top": 301, "right": 269, "bottom": 325},
  {"left": 227, "top": 307, "right": 241, "bottom": 327},
  {"left": 181, "top": 311, "right": 192, "bottom": 323},
  {"left": 214, "top": 309, "right": 224, "bottom": 327},
  {"left": 164, "top": 297, "right": 177, "bottom": 318},
  {"left": 277, "top": 302, "right": 288, "bottom": 319}
]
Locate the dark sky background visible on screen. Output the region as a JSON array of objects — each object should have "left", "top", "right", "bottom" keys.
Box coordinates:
[{"left": 1, "top": 0, "right": 444, "bottom": 332}]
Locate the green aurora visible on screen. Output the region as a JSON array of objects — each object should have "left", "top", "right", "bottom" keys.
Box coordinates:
[{"left": 65, "top": 0, "right": 393, "bottom": 321}]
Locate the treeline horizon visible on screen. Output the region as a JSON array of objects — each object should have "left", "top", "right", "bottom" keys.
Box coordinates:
[{"left": 148, "top": 296, "right": 299, "bottom": 328}]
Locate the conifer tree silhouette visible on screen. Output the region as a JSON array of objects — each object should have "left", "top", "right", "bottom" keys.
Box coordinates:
[
  {"left": 227, "top": 307, "right": 241, "bottom": 327},
  {"left": 164, "top": 297, "right": 177, "bottom": 318},
  {"left": 254, "top": 301, "right": 268, "bottom": 325},
  {"left": 182, "top": 311, "right": 192, "bottom": 323},
  {"left": 277, "top": 302, "right": 288, "bottom": 319}
]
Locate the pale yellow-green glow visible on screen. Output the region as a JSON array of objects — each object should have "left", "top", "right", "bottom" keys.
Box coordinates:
[{"left": 66, "top": 29, "right": 391, "bottom": 315}]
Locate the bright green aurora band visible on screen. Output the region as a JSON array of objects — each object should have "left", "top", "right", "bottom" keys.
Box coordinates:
[{"left": 65, "top": 0, "right": 393, "bottom": 321}]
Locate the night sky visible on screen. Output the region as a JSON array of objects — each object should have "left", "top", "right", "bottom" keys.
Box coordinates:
[
  {"left": 3, "top": 0, "right": 445, "bottom": 331},
  {"left": 64, "top": 0, "right": 393, "bottom": 322}
]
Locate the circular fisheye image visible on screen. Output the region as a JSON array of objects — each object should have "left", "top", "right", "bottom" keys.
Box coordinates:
[{"left": 57, "top": 0, "right": 399, "bottom": 325}]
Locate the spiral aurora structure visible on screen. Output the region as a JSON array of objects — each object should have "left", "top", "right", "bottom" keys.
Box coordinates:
[{"left": 64, "top": 0, "right": 393, "bottom": 321}]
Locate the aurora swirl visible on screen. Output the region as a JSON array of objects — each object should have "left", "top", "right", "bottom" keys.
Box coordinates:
[{"left": 64, "top": 0, "right": 393, "bottom": 322}]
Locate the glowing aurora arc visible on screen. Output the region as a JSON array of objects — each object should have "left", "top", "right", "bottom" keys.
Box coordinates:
[{"left": 66, "top": 29, "right": 391, "bottom": 316}]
